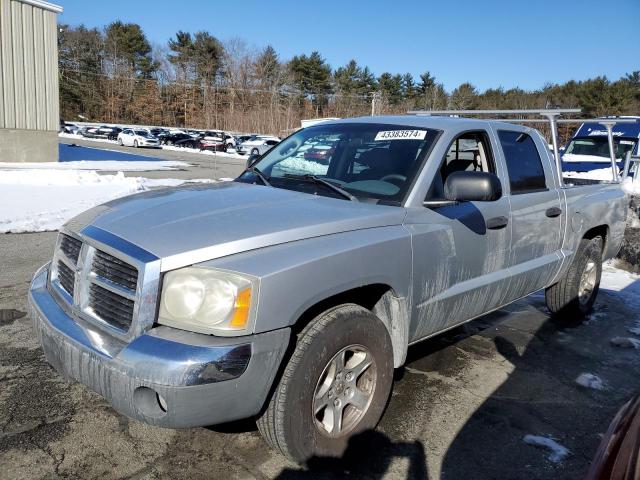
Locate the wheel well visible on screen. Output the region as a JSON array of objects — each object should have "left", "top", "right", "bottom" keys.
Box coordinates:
[
  {"left": 583, "top": 225, "right": 608, "bottom": 252},
  {"left": 292, "top": 284, "right": 409, "bottom": 368}
]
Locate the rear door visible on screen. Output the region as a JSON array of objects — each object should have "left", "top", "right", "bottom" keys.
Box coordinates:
[{"left": 493, "top": 127, "right": 563, "bottom": 298}]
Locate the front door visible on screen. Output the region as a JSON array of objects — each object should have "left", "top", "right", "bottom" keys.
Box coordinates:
[{"left": 407, "top": 130, "right": 513, "bottom": 341}]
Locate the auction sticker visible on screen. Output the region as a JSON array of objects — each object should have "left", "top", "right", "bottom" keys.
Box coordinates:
[{"left": 374, "top": 130, "right": 426, "bottom": 141}]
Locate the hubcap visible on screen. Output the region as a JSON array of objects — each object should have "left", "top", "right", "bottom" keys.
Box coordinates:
[
  {"left": 578, "top": 260, "right": 597, "bottom": 306},
  {"left": 312, "top": 345, "right": 376, "bottom": 438}
]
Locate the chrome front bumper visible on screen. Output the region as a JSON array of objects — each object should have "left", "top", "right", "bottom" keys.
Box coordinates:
[{"left": 29, "top": 263, "right": 290, "bottom": 428}]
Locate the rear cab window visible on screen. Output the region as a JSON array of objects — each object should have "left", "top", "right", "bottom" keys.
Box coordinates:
[{"left": 498, "top": 130, "right": 548, "bottom": 194}]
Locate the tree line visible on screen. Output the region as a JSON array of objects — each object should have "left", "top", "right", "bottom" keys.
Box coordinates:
[{"left": 59, "top": 21, "right": 640, "bottom": 136}]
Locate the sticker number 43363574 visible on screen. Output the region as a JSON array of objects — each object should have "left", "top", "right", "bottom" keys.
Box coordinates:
[{"left": 374, "top": 130, "right": 427, "bottom": 141}]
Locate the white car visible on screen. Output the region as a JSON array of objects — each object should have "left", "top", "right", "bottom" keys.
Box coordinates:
[
  {"left": 117, "top": 129, "right": 161, "bottom": 148},
  {"left": 237, "top": 136, "right": 280, "bottom": 156}
]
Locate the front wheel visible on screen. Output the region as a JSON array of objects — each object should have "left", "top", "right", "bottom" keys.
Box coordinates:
[
  {"left": 257, "top": 304, "right": 394, "bottom": 463},
  {"left": 251, "top": 148, "right": 259, "bottom": 156},
  {"left": 545, "top": 237, "right": 602, "bottom": 323},
  {"left": 133, "top": 140, "right": 139, "bottom": 148}
]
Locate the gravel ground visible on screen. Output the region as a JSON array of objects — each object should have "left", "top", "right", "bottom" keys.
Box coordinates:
[
  {"left": 1, "top": 230, "right": 639, "bottom": 479},
  {"left": 2, "top": 145, "right": 640, "bottom": 479}
]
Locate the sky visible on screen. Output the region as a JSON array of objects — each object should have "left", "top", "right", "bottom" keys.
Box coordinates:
[{"left": 57, "top": 0, "right": 640, "bottom": 92}]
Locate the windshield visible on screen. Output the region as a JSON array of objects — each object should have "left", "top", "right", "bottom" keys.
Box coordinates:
[
  {"left": 564, "top": 136, "right": 636, "bottom": 160},
  {"left": 239, "top": 123, "right": 439, "bottom": 203},
  {"left": 135, "top": 130, "right": 153, "bottom": 138}
]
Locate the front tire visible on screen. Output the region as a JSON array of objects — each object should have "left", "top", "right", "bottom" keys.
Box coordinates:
[
  {"left": 257, "top": 304, "right": 394, "bottom": 463},
  {"left": 251, "top": 148, "right": 259, "bottom": 156},
  {"left": 133, "top": 140, "right": 139, "bottom": 148},
  {"left": 545, "top": 237, "right": 602, "bottom": 323}
]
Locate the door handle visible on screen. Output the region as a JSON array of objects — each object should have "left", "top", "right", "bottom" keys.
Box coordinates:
[
  {"left": 486, "top": 216, "right": 509, "bottom": 230},
  {"left": 546, "top": 207, "right": 562, "bottom": 218}
]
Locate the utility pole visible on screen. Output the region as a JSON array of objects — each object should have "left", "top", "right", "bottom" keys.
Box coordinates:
[{"left": 371, "top": 92, "right": 381, "bottom": 116}]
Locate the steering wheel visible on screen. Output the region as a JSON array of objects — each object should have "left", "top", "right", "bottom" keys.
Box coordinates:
[{"left": 379, "top": 174, "right": 407, "bottom": 186}]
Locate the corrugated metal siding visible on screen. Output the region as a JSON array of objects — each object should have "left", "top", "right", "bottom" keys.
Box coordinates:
[{"left": 0, "top": 0, "right": 59, "bottom": 131}]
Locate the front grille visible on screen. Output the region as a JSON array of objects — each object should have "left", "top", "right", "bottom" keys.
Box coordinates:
[
  {"left": 88, "top": 283, "right": 135, "bottom": 330},
  {"left": 51, "top": 232, "right": 145, "bottom": 335},
  {"left": 60, "top": 233, "right": 82, "bottom": 263},
  {"left": 92, "top": 250, "right": 138, "bottom": 290},
  {"left": 57, "top": 260, "right": 75, "bottom": 296}
]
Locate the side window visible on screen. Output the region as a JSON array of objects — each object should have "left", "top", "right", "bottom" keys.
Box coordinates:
[
  {"left": 498, "top": 130, "right": 547, "bottom": 194},
  {"left": 427, "top": 130, "right": 495, "bottom": 200}
]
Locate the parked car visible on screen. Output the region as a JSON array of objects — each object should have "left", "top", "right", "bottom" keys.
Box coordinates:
[
  {"left": 106, "top": 127, "right": 123, "bottom": 141},
  {"left": 161, "top": 132, "right": 193, "bottom": 146},
  {"left": 29, "top": 115, "right": 627, "bottom": 463},
  {"left": 173, "top": 135, "right": 226, "bottom": 152},
  {"left": 117, "top": 128, "right": 161, "bottom": 148},
  {"left": 236, "top": 136, "right": 280, "bottom": 156},
  {"left": 80, "top": 125, "right": 121, "bottom": 139},
  {"left": 562, "top": 117, "right": 640, "bottom": 175},
  {"left": 60, "top": 122, "right": 80, "bottom": 134}
]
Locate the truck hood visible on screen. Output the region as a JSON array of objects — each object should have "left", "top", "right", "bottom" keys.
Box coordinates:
[{"left": 68, "top": 182, "right": 406, "bottom": 271}]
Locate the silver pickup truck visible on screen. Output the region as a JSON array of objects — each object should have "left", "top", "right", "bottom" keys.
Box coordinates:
[{"left": 29, "top": 115, "right": 627, "bottom": 462}]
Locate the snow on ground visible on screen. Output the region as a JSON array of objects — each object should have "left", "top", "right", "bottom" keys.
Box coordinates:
[
  {"left": 0, "top": 160, "right": 189, "bottom": 171},
  {"left": 0, "top": 169, "right": 212, "bottom": 233},
  {"left": 602, "top": 262, "right": 640, "bottom": 309},
  {"left": 575, "top": 373, "right": 605, "bottom": 390},
  {"left": 523, "top": 435, "right": 570, "bottom": 463}
]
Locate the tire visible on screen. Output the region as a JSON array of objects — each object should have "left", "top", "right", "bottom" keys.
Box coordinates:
[
  {"left": 545, "top": 237, "right": 603, "bottom": 323},
  {"left": 256, "top": 304, "right": 394, "bottom": 463},
  {"left": 167, "top": 140, "right": 173, "bottom": 146},
  {"left": 133, "top": 140, "right": 139, "bottom": 148},
  {"left": 118, "top": 138, "right": 123, "bottom": 146},
  {"left": 251, "top": 148, "right": 259, "bottom": 156}
]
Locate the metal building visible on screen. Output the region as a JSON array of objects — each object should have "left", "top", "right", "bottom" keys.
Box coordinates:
[{"left": 0, "top": 0, "right": 62, "bottom": 162}]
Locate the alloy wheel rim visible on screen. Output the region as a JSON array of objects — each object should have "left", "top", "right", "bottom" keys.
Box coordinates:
[
  {"left": 578, "top": 260, "right": 597, "bottom": 306},
  {"left": 312, "top": 344, "right": 376, "bottom": 438}
]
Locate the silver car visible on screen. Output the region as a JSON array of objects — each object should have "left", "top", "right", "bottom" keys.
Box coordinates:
[{"left": 29, "top": 115, "right": 627, "bottom": 463}]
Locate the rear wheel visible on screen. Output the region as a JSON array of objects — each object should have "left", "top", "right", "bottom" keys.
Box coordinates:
[
  {"left": 256, "top": 304, "right": 394, "bottom": 463},
  {"left": 118, "top": 138, "right": 123, "bottom": 146},
  {"left": 545, "top": 237, "right": 603, "bottom": 323}
]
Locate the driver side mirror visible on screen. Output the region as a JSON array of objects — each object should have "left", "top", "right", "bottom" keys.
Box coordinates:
[
  {"left": 444, "top": 171, "right": 502, "bottom": 202},
  {"left": 246, "top": 153, "right": 260, "bottom": 168}
]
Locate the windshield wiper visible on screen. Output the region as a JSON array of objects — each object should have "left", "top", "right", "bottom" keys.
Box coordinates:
[
  {"left": 282, "top": 174, "right": 358, "bottom": 202},
  {"left": 245, "top": 166, "right": 271, "bottom": 186}
]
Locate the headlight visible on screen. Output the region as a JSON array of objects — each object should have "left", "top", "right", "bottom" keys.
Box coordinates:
[{"left": 158, "top": 267, "right": 257, "bottom": 336}]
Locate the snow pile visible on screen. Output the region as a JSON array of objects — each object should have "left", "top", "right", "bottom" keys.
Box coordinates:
[
  {"left": 523, "top": 435, "right": 570, "bottom": 463},
  {"left": 0, "top": 160, "right": 189, "bottom": 171},
  {"left": 563, "top": 167, "right": 617, "bottom": 181},
  {"left": 575, "top": 373, "right": 605, "bottom": 390},
  {"left": 0, "top": 169, "right": 212, "bottom": 233},
  {"left": 623, "top": 177, "right": 640, "bottom": 195},
  {"left": 602, "top": 263, "right": 640, "bottom": 309},
  {"left": 610, "top": 337, "right": 640, "bottom": 349},
  {"left": 563, "top": 167, "right": 640, "bottom": 194}
]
